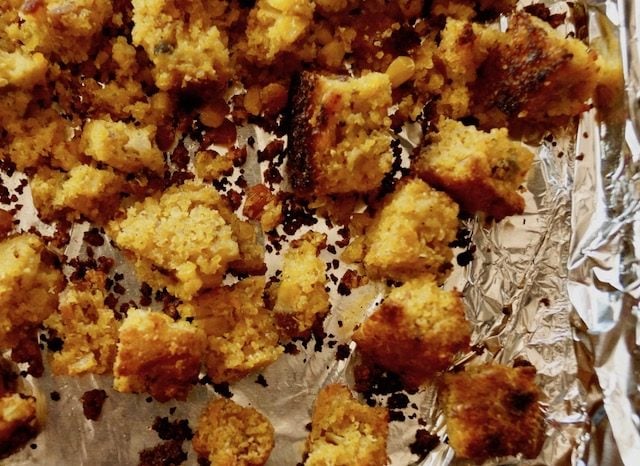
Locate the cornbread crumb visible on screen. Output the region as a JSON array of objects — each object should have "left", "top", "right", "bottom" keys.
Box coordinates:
[
  {"left": 0, "top": 394, "right": 40, "bottom": 459},
  {"left": 0, "top": 50, "right": 47, "bottom": 89},
  {"left": 193, "top": 397, "right": 275, "bottom": 466},
  {"left": 44, "top": 271, "right": 118, "bottom": 376},
  {"left": 415, "top": 118, "right": 534, "bottom": 220},
  {"left": 363, "top": 179, "right": 459, "bottom": 282},
  {"left": 113, "top": 309, "right": 206, "bottom": 402},
  {"left": 304, "top": 384, "right": 389, "bottom": 466},
  {"left": 273, "top": 231, "right": 329, "bottom": 338},
  {"left": 179, "top": 277, "right": 282, "bottom": 383},
  {"left": 442, "top": 364, "right": 545, "bottom": 460},
  {"left": 353, "top": 278, "right": 471, "bottom": 388}
]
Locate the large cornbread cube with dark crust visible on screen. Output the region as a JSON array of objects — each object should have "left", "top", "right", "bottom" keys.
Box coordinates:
[
  {"left": 353, "top": 278, "right": 471, "bottom": 389},
  {"left": 441, "top": 364, "right": 545, "bottom": 460},
  {"left": 415, "top": 118, "right": 533, "bottom": 220},
  {"left": 287, "top": 71, "right": 393, "bottom": 196},
  {"left": 0, "top": 394, "right": 40, "bottom": 459}
]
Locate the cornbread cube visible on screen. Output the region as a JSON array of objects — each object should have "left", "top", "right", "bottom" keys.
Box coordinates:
[
  {"left": 273, "top": 231, "right": 329, "bottom": 338},
  {"left": 82, "top": 119, "right": 165, "bottom": 174},
  {"left": 415, "top": 118, "right": 534, "bottom": 220},
  {"left": 363, "top": 179, "right": 459, "bottom": 283},
  {"left": 353, "top": 278, "right": 471, "bottom": 389},
  {"left": 131, "top": 0, "right": 231, "bottom": 90},
  {"left": 0, "top": 394, "right": 40, "bottom": 459},
  {"left": 179, "top": 277, "right": 282, "bottom": 383},
  {"left": 44, "top": 271, "right": 118, "bottom": 376},
  {"left": 472, "top": 12, "right": 599, "bottom": 128},
  {"left": 304, "top": 384, "right": 389, "bottom": 466},
  {"left": 193, "top": 397, "right": 275, "bottom": 466},
  {"left": 0, "top": 234, "right": 63, "bottom": 349},
  {"left": 107, "top": 183, "right": 240, "bottom": 300},
  {"left": 0, "top": 50, "right": 47, "bottom": 89},
  {"left": 287, "top": 71, "right": 393, "bottom": 196},
  {"left": 113, "top": 309, "right": 206, "bottom": 402},
  {"left": 442, "top": 364, "right": 545, "bottom": 460}
]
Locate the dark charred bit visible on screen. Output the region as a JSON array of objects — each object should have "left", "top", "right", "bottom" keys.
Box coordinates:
[
  {"left": 255, "top": 374, "right": 268, "bottom": 387},
  {"left": 335, "top": 343, "right": 351, "bottom": 361},
  {"left": 280, "top": 195, "right": 318, "bottom": 236},
  {"left": 11, "top": 327, "right": 44, "bottom": 377},
  {"left": 409, "top": 429, "right": 440, "bottom": 458},
  {"left": 152, "top": 416, "right": 193, "bottom": 442},
  {"left": 81, "top": 389, "right": 108, "bottom": 421},
  {"left": 0, "top": 357, "right": 18, "bottom": 396},
  {"left": 212, "top": 382, "right": 233, "bottom": 399},
  {"left": 353, "top": 362, "right": 406, "bottom": 404},
  {"left": 138, "top": 440, "right": 187, "bottom": 466}
]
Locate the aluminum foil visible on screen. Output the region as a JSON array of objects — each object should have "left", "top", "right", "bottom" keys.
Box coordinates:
[{"left": 2, "top": 1, "right": 638, "bottom": 465}]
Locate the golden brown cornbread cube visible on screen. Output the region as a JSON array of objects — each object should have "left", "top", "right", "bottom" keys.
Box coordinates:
[
  {"left": 442, "top": 364, "right": 545, "bottom": 460},
  {"left": 287, "top": 71, "right": 393, "bottom": 196},
  {"left": 113, "top": 308, "right": 206, "bottom": 402},
  {"left": 107, "top": 182, "right": 241, "bottom": 300},
  {"left": 273, "top": 231, "right": 329, "bottom": 338},
  {"left": 179, "top": 277, "right": 282, "bottom": 383},
  {"left": 0, "top": 394, "right": 40, "bottom": 459},
  {"left": 304, "top": 384, "right": 389, "bottom": 466},
  {"left": 81, "top": 118, "right": 165, "bottom": 174},
  {"left": 193, "top": 397, "right": 275, "bottom": 466},
  {"left": 353, "top": 278, "right": 471, "bottom": 389},
  {"left": 363, "top": 179, "right": 459, "bottom": 283},
  {"left": 415, "top": 118, "right": 534, "bottom": 220},
  {"left": 0, "top": 233, "right": 63, "bottom": 349},
  {"left": 44, "top": 270, "right": 118, "bottom": 376}
]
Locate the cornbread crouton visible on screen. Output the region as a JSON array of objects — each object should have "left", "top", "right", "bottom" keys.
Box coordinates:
[
  {"left": 179, "top": 277, "right": 282, "bottom": 383},
  {"left": 287, "top": 71, "right": 393, "bottom": 196},
  {"left": 363, "top": 179, "right": 459, "bottom": 283},
  {"left": 415, "top": 118, "right": 534, "bottom": 220},
  {"left": 0, "top": 234, "right": 63, "bottom": 349},
  {"left": 273, "top": 231, "right": 329, "bottom": 338},
  {"left": 107, "top": 183, "right": 240, "bottom": 300},
  {"left": 44, "top": 270, "right": 118, "bottom": 376},
  {"left": 0, "top": 394, "right": 40, "bottom": 459},
  {"left": 193, "top": 397, "right": 275, "bottom": 466},
  {"left": 442, "top": 364, "right": 545, "bottom": 460},
  {"left": 353, "top": 279, "right": 471, "bottom": 389},
  {"left": 82, "top": 118, "right": 165, "bottom": 174},
  {"left": 304, "top": 384, "right": 389, "bottom": 466},
  {"left": 113, "top": 309, "right": 206, "bottom": 402},
  {"left": 0, "top": 50, "right": 47, "bottom": 90}
]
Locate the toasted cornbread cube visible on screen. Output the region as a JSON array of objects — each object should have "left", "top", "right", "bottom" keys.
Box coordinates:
[
  {"left": 82, "top": 118, "right": 165, "bottom": 174},
  {"left": 287, "top": 71, "right": 393, "bottom": 196},
  {"left": 0, "top": 50, "right": 47, "bottom": 89},
  {"left": 113, "top": 309, "right": 206, "bottom": 402},
  {"left": 44, "top": 271, "right": 118, "bottom": 376},
  {"left": 0, "top": 234, "right": 63, "bottom": 349},
  {"left": 179, "top": 277, "right": 282, "bottom": 383},
  {"left": 0, "top": 394, "right": 40, "bottom": 459},
  {"left": 107, "top": 183, "right": 240, "bottom": 300},
  {"left": 442, "top": 364, "right": 545, "bottom": 460},
  {"left": 193, "top": 397, "right": 275, "bottom": 466},
  {"left": 353, "top": 279, "right": 470, "bottom": 388},
  {"left": 415, "top": 118, "right": 533, "bottom": 220},
  {"left": 472, "top": 12, "right": 598, "bottom": 128},
  {"left": 304, "top": 384, "right": 389, "bottom": 466},
  {"left": 273, "top": 231, "right": 329, "bottom": 338},
  {"left": 363, "top": 179, "right": 459, "bottom": 282}
]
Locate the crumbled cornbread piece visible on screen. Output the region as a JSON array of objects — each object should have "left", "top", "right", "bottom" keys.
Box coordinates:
[
  {"left": 0, "top": 50, "right": 47, "bottom": 89},
  {"left": 131, "top": 0, "right": 232, "bottom": 90},
  {"left": 442, "top": 364, "right": 545, "bottom": 460},
  {"left": 415, "top": 118, "right": 534, "bottom": 220},
  {"left": 304, "top": 384, "right": 389, "bottom": 466},
  {"left": 0, "top": 394, "right": 40, "bottom": 459},
  {"left": 113, "top": 309, "right": 206, "bottom": 402},
  {"left": 179, "top": 277, "right": 282, "bottom": 383},
  {"left": 273, "top": 231, "right": 329, "bottom": 338},
  {"left": 194, "top": 150, "right": 234, "bottom": 181},
  {"left": 193, "top": 397, "right": 275, "bottom": 466},
  {"left": 287, "top": 71, "right": 393, "bottom": 196},
  {"left": 353, "top": 278, "right": 471, "bottom": 389},
  {"left": 107, "top": 182, "right": 240, "bottom": 300},
  {"left": 0, "top": 234, "right": 63, "bottom": 349},
  {"left": 44, "top": 270, "right": 118, "bottom": 376},
  {"left": 82, "top": 118, "right": 165, "bottom": 174},
  {"left": 243, "top": 184, "right": 283, "bottom": 232},
  {"left": 362, "top": 179, "right": 459, "bottom": 282}
]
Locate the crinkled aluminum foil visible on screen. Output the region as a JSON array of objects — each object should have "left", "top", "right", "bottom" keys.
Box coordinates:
[{"left": 3, "top": 1, "right": 638, "bottom": 465}]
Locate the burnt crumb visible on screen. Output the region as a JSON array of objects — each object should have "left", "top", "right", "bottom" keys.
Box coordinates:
[
  {"left": 337, "top": 282, "right": 351, "bottom": 296},
  {"left": 83, "top": 228, "right": 105, "bottom": 247},
  {"left": 138, "top": 440, "right": 187, "bottom": 466},
  {"left": 409, "top": 429, "right": 440, "bottom": 458},
  {"left": 170, "top": 143, "right": 190, "bottom": 170},
  {"left": 281, "top": 196, "right": 318, "bottom": 236},
  {"left": 576, "top": 153, "right": 585, "bottom": 161},
  {"left": 387, "top": 392, "right": 409, "bottom": 410},
  {"left": 335, "top": 343, "right": 351, "bottom": 361},
  {"left": 389, "top": 410, "right": 405, "bottom": 422},
  {"left": 523, "top": 4, "right": 566, "bottom": 28},
  {"left": 283, "top": 342, "right": 299, "bottom": 355},
  {"left": 247, "top": 136, "right": 256, "bottom": 148},
  {"left": 456, "top": 245, "right": 476, "bottom": 267},
  {"left": 212, "top": 382, "right": 233, "bottom": 398},
  {"left": 11, "top": 328, "right": 44, "bottom": 377},
  {"left": 257, "top": 139, "right": 284, "bottom": 163},
  {"left": 104, "top": 293, "right": 118, "bottom": 311},
  {"left": 113, "top": 282, "right": 126, "bottom": 295},
  {"left": 339, "top": 269, "right": 366, "bottom": 294},
  {"left": 81, "top": 389, "right": 108, "bottom": 421},
  {"left": 152, "top": 417, "right": 193, "bottom": 442},
  {"left": 255, "top": 374, "right": 268, "bottom": 387},
  {"left": 335, "top": 227, "right": 350, "bottom": 248},
  {"left": 449, "top": 227, "right": 472, "bottom": 249},
  {"left": 513, "top": 358, "right": 534, "bottom": 368},
  {"left": 353, "top": 363, "right": 407, "bottom": 404},
  {"left": 263, "top": 164, "right": 283, "bottom": 185},
  {"left": 198, "top": 374, "right": 213, "bottom": 386},
  {"left": 50, "top": 391, "right": 61, "bottom": 401},
  {"left": 225, "top": 189, "right": 243, "bottom": 211},
  {"left": 0, "top": 358, "right": 18, "bottom": 396},
  {"left": 140, "top": 282, "right": 153, "bottom": 307}
]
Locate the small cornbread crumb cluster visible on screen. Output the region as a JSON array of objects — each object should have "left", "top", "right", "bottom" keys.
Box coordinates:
[
  {"left": 353, "top": 279, "right": 471, "bottom": 389},
  {"left": 192, "top": 397, "right": 275, "bottom": 466},
  {"left": 304, "top": 384, "right": 389, "bottom": 466},
  {"left": 287, "top": 71, "right": 393, "bottom": 196},
  {"left": 442, "top": 364, "right": 545, "bottom": 460},
  {"left": 273, "top": 231, "right": 329, "bottom": 338}
]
